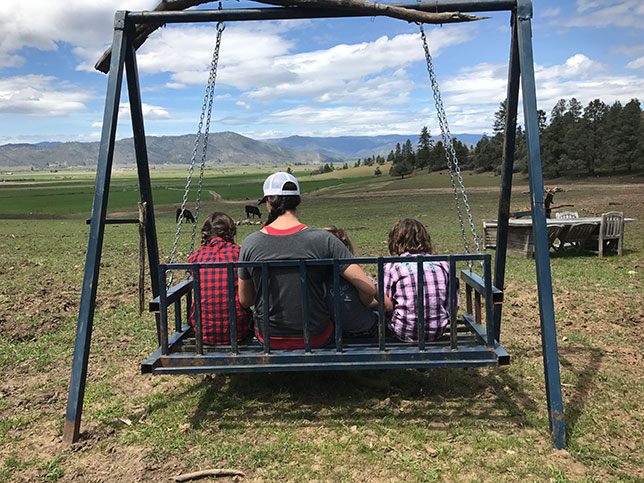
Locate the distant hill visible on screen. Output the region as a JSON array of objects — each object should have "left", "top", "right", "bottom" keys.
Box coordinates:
[
  {"left": 0, "top": 132, "right": 483, "bottom": 168},
  {"left": 264, "top": 133, "right": 483, "bottom": 160},
  {"left": 0, "top": 132, "right": 333, "bottom": 168}
]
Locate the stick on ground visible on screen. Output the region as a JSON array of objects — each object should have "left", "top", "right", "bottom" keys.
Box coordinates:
[{"left": 174, "top": 469, "right": 246, "bottom": 481}]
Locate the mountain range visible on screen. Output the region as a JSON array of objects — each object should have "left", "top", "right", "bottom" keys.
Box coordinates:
[{"left": 0, "top": 132, "right": 482, "bottom": 168}]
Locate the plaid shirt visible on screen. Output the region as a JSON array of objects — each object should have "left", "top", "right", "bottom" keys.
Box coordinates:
[
  {"left": 188, "top": 237, "right": 252, "bottom": 345},
  {"left": 383, "top": 253, "right": 458, "bottom": 342}
]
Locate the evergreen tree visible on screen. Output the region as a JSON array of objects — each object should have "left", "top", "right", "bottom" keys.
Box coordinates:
[
  {"left": 394, "top": 143, "right": 402, "bottom": 163},
  {"left": 389, "top": 157, "right": 413, "bottom": 178},
  {"left": 617, "top": 99, "right": 643, "bottom": 172},
  {"left": 417, "top": 126, "right": 432, "bottom": 169},
  {"left": 401, "top": 139, "right": 415, "bottom": 168},
  {"left": 580, "top": 98, "right": 608, "bottom": 175},
  {"left": 428, "top": 141, "right": 446, "bottom": 171},
  {"left": 493, "top": 100, "right": 507, "bottom": 134}
]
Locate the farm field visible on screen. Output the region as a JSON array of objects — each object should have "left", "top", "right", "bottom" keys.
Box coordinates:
[{"left": 0, "top": 169, "right": 643, "bottom": 482}]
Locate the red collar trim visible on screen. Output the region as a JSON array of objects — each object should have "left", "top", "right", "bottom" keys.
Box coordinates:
[{"left": 264, "top": 224, "right": 307, "bottom": 235}]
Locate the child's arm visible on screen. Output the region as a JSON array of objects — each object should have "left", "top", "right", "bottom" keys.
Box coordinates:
[
  {"left": 369, "top": 288, "right": 393, "bottom": 312},
  {"left": 341, "top": 264, "right": 377, "bottom": 307}
]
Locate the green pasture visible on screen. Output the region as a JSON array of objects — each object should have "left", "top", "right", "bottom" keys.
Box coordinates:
[
  {"left": 0, "top": 170, "right": 375, "bottom": 215},
  {"left": 1, "top": 171, "right": 643, "bottom": 481}
]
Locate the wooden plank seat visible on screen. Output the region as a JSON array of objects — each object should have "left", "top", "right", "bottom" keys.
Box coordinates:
[{"left": 143, "top": 254, "right": 509, "bottom": 375}]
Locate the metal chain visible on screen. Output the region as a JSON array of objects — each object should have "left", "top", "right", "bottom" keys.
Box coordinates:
[
  {"left": 167, "top": 21, "right": 225, "bottom": 286},
  {"left": 190, "top": 21, "right": 225, "bottom": 255},
  {"left": 418, "top": 23, "right": 481, "bottom": 258}
]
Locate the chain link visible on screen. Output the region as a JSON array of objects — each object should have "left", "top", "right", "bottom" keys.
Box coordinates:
[
  {"left": 168, "top": 21, "right": 225, "bottom": 286},
  {"left": 418, "top": 24, "right": 481, "bottom": 261}
]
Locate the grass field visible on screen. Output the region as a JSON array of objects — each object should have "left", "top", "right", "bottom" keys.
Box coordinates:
[{"left": 1, "top": 167, "right": 643, "bottom": 482}]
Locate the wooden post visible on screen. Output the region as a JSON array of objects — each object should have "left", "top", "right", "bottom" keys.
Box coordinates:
[{"left": 138, "top": 202, "right": 147, "bottom": 315}]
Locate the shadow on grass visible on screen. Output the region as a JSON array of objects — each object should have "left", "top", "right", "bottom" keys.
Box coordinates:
[
  {"left": 559, "top": 346, "right": 603, "bottom": 439},
  {"left": 186, "top": 367, "right": 539, "bottom": 433}
]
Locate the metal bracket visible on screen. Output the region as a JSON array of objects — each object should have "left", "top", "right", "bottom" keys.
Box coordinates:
[
  {"left": 114, "top": 10, "right": 127, "bottom": 30},
  {"left": 516, "top": 0, "right": 532, "bottom": 20}
]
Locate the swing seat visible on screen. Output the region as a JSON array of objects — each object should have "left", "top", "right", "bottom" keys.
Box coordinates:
[{"left": 143, "top": 255, "right": 509, "bottom": 375}]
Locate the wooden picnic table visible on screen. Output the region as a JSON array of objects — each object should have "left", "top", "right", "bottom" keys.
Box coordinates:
[{"left": 482, "top": 217, "right": 636, "bottom": 258}]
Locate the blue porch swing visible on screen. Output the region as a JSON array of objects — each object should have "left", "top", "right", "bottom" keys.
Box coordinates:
[{"left": 63, "top": 0, "right": 566, "bottom": 451}]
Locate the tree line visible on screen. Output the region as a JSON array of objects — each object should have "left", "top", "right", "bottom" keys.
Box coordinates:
[{"left": 388, "top": 97, "right": 643, "bottom": 178}]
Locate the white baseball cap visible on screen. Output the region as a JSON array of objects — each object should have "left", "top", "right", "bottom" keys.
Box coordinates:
[{"left": 259, "top": 172, "right": 300, "bottom": 203}]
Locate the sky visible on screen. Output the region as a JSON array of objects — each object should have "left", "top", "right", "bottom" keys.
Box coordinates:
[{"left": 1, "top": 0, "right": 643, "bottom": 145}]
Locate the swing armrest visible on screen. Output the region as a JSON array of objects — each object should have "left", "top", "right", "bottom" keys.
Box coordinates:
[
  {"left": 149, "top": 279, "right": 194, "bottom": 312},
  {"left": 460, "top": 270, "right": 503, "bottom": 304}
]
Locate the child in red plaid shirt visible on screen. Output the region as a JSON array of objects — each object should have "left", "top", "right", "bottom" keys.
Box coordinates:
[
  {"left": 383, "top": 218, "right": 457, "bottom": 342},
  {"left": 188, "top": 212, "right": 252, "bottom": 345}
]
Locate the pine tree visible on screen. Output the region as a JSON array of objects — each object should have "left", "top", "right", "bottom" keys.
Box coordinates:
[
  {"left": 417, "top": 126, "right": 432, "bottom": 169},
  {"left": 401, "top": 139, "right": 415, "bottom": 168},
  {"left": 581, "top": 98, "right": 608, "bottom": 175},
  {"left": 617, "top": 98, "right": 643, "bottom": 172},
  {"left": 493, "top": 100, "right": 507, "bottom": 134}
]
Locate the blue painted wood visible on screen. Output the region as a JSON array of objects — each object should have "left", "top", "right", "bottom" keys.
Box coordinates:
[
  {"left": 63, "top": 12, "right": 128, "bottom": 444},
  {"left": 159, "top": 267, "right": 169, "bottom": 355},
  {"left": 516, "top": 0, "right": 565, "bottom": 449},
  {"left": 226, "top": 265, "right": 238, "bottom": 354},
  {"left": 191, "top": 265, "right": 203, "bottom": 355},
  {"left": 449, "top": 258, "right": 458, "bottom": 350},
  {"left": 416, "top": 257, "right": 425, "bottom": 351},
  {"left": 124, "top": 35, "right": 160, "bottom": 298},
  {"left": 333, "top": 259, "right": 342, "bottom": 353},
  {"left": 377, "top": 260, "right": 386, "bottom": 351},
  {"left": 300, "top": 260, "right": 311, "bottom": 352},
  {"left": 460, "top": 270, "right": 503, "bottom": 303},
  {"left": 261, "top": 263, "right": 270, "bottom": 354}
]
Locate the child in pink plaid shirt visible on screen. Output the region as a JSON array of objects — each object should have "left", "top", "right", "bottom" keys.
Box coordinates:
[{"left": 383, "top": 219, "right": 457, "bottom": 342}]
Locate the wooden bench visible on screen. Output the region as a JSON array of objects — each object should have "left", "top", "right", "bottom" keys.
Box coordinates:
[{"left": 143, "top": 255, "right": 509, "bottom": 374}]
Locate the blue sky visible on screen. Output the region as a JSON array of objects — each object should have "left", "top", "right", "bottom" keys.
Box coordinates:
[{"left": 1, "top": 0, "right": 643, "bottom": 145}]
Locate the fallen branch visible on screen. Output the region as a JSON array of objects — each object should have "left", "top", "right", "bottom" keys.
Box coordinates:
[
  {"left": 256, "top": 0, "right": 486, "bottom": 24},
  {"left": 95, "top": 0, "right": 486, "bottom": 73},
  {"left": 174, "top": 469, "right": 246, "bottom": 481}
]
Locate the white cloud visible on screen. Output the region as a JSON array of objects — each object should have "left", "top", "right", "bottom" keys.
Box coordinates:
[
  {"left": 118, "top": 102, "right": 171, "bottom": 120},
  {"left": 0, "top": 75, "right": 92, "bottom": 116},
  {"left": 626, "top": 57, "right": 644, "bottom": 70},
  {"left": 135, "top": 23, "right": 470, "bottom": 105},
  {"left": 435, "top": 54, "right": 644, "bottom": 131},
  {"left": 567, "top": 0, "right": 644, "bottom": 29},
  {"left": 0, "top": 0, "right": 157, "bottom": 70},
  {"left": 610, "top": 43, "right": 644, "bottom": 57},
  {"left": 541, "top": 8, "right": 561, "bottom": 17}
]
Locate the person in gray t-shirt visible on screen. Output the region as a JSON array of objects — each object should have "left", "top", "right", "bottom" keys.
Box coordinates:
[{"left": 238, "top": 172, "right": 377, "bottom": 349}]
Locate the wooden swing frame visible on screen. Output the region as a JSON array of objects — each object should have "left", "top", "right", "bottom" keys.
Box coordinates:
[{"left": 63, "top": 0, "right": 566, "bottom": 450}]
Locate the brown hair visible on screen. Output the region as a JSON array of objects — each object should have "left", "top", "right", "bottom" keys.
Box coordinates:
[
  {"left": 201, "top": 212, "right": 236, "bottom": 245},
  {"left": 323, "top": 225, "right": 355, "bottom": 255},
  {"left": 264, "top": 181, "right": 301, "bottom": 225},
  {"left": 388, "top": 218, "right": 433, "bottom": 255}
]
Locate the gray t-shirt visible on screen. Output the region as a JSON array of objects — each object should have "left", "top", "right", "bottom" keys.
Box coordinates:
[
  {"left": 239, "top": 228, "right": 353, "bottom": 338},
  {"left": 327, "top": 277, "right": 377, "bottom": 335}
]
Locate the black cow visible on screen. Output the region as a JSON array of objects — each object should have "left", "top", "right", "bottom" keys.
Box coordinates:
[
  {"left": 245, "top": 205, "right": 261, "bottom": 219},
  {"left": 176, "top": 207, "right": 195, "bottom": 223}
]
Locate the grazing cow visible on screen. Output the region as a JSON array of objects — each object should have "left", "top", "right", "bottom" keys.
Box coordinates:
[
  {"left": 176, "top": 207, "right": 196, "bottom": 223},
  {"left": 245, "top": 205, "right": 261, "bottom": 219}
]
